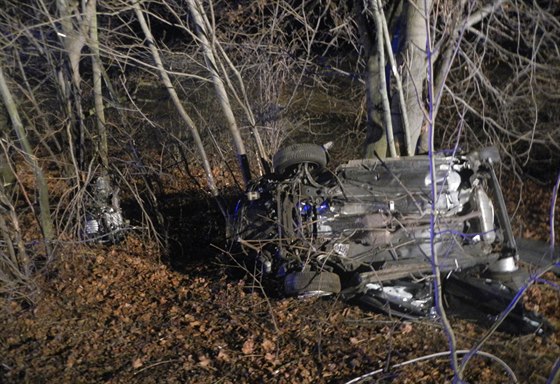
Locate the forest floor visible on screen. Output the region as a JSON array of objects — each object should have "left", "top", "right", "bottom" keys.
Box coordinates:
[{"left": 0, "top": 161, "right": 559, "bottom": 383}]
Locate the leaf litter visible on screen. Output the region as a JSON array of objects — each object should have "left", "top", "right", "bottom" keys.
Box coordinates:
[{"left": 0, "top": 177, "right": 558, "bottom": 383}]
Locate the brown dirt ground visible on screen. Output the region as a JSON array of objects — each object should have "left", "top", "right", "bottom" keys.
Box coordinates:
[{"left": 0, "top": 167, "right": 558, "bottom": 384}]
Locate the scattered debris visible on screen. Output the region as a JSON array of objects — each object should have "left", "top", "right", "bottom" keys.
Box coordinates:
[{"left": 83, "top": 175, "right": 126, "bottom": 244}]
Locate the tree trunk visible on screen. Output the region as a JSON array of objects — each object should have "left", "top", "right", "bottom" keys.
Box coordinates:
[
  {"left": 0, "top": 66, "right": 54, "bottom": 255},
  {"left": 186, "top": 0, "right": 252, "bottom": 185},
  {"left": 86, "top": 0, "right": 109, "bottom": 172},
  {"left": 56, "top": 0, "right": 87, "bottom": 170},
  {"left": 356, "top": 1, "right": 386, "bottom": 158},
  {"left": 376, "top": 0, "right": 410, "bottom": 153},
  {"left": 369, "top": 0, "right": 396, "bottom": 157},
  {"left": 401, "top": 0, "right": 432, "bottom": 155}
]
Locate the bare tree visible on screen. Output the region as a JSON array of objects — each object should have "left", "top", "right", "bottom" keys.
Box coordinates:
[
  {"left": 440, "top": 0, "right": 560, "bottom": 175},
  {"left": 0, "top": 65, "right": 54, "bottom": 256},
  {"left": 131, "top": 0, "right": 221, "bottom": 198},
  {"left": 186, "top": 0, "right": 253, "bottom": 185},
  {"left": 85, "top": 0, "right": 109, "bottom": 171},
  {"left": 54, "top": 0, "right": 89, "bottom": 170},
  {"left": 355, "top": 0, "right": 558, "bottom": 165}
]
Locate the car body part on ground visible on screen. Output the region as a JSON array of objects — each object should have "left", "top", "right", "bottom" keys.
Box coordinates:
[
  {"left": 84, "top": 175, "right": 126, "bottom": 244},
  {"left": 229, "top": 143, "right": 553, "bottom": 334}
]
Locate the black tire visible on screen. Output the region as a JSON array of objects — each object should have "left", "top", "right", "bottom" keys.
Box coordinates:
[
  {"left": 284, "top": 271, "right": 341, "bottom": 296},
  {"left": 272, "top": 143, "right": 327, "bottom": 177}
]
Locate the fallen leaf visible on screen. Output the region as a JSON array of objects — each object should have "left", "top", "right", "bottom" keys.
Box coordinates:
[
  {"left": 264, "top": 352, "right": 277, "bottom": 363},
  {"left": 198, "top": 355, "right": 211, "bottom": 368},
  {"left": 217, "top": 349, "right": 230, "bottom": 362},
  {"left": 242, "top": 338, "right": 254, "bottom": 355},
  {"left": 132, "top": 358, "right": 143, "bottom": 369},
  {"left": 262, "top": 338, "right": 275, "bottom": 352},
  {"left": 401, "top": 322, "right": 414, "bottom": 334}
]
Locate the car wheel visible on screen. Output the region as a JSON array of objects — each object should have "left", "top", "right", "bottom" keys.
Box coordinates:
[
  {"left": 284, "top": 271, "right": 341, "bottom": 296},
  {"left": 272, "top": 143, "right": 327, "bottom": 177}
]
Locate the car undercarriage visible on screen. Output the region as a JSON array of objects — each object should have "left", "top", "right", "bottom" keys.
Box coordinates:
[{"left": 229, "top": 144, "right": 550, "bottom": 334}]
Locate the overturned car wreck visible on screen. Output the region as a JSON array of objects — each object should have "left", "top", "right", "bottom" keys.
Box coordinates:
[{"left": 229, "top": 144, "right": 549, "bottom": 334}]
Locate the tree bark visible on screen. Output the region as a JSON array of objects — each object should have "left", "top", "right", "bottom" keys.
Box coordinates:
[
  {"left": 0, "top": 66, "right": 54, "bottom": 255},
  {"left": 376, "top": 0, "right": 410, "bottom": 153},
  {"left": 356, "top": 1, "right": 386, "bottom": 158},
  {"left": 86, "top": 0, "right": 109, "bottom": 172},
  {"left": 186, "top": 0, "right": 252, "bottom": 185},
  {"left": 370, "top": 0, "right": 396, "bottom": 157},
  {"left": 401, "top": 0, "right": 432, "bottom": 155},
  {"left": 56, "top": 0, "right": 87, "bottom": 169}
]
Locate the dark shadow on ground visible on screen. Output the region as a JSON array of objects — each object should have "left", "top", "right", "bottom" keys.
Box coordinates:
[
  {"left": 120, "top": 189, "right": 232, "bottom": 272},
  {"left": 159, "top": 191, "right": 226, "bottom": 270}
]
